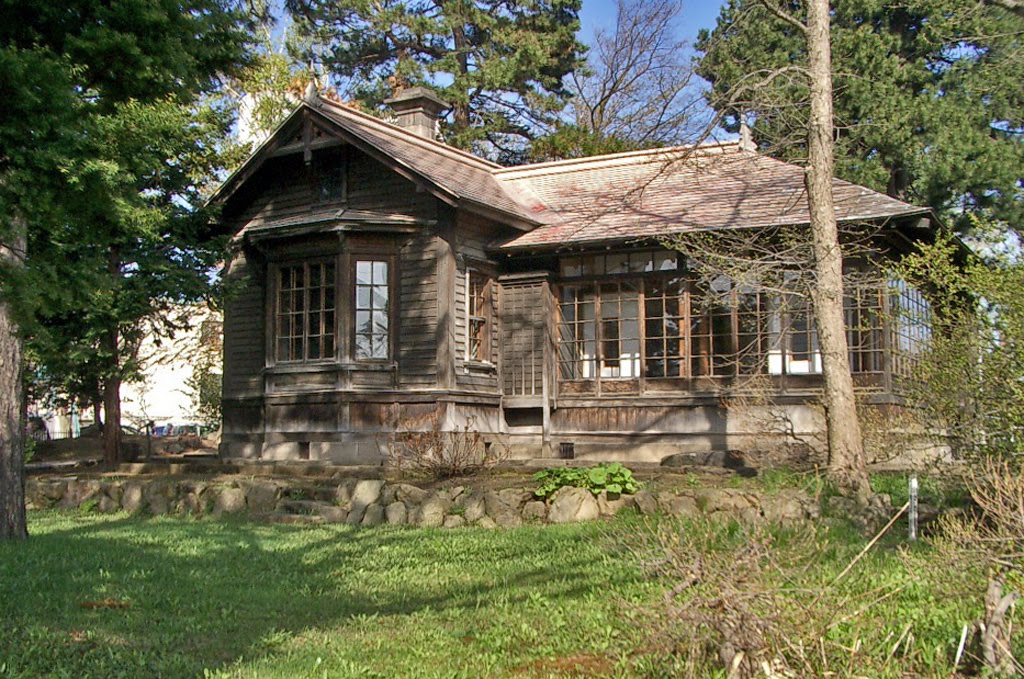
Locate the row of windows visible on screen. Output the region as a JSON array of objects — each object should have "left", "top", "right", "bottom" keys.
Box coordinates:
[
  {"left": 557, "top": 273, "right": 923, "bottom": 382},
  {"left": 272, "top": 252, "right": 929, "bottom": 382},
  {"left": 274, "top": 260, "right": 493, "bottom": 365}
]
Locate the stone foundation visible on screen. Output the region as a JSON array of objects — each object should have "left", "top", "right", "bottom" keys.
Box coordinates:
[{"left": 25, "top": 476, "right": 820, "bottom": 528}]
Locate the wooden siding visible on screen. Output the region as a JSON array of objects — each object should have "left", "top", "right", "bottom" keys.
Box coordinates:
[
  {"left": 398, "top": 229, "right": 439, "bottom": 386},
  {"left": 222, "top": 249, "right": 265, "bottom": 399}
]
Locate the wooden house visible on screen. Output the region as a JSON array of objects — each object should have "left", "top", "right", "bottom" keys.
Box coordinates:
[{"left": 211, "top": 87, "right": 935, "bottom": 465}]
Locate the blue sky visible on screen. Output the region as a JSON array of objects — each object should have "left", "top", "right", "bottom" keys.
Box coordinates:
[{"left": 579, "top": 0, "right": 726, "bottom": 44}]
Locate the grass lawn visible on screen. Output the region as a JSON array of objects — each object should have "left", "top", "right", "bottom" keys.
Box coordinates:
[{"left": 0, "top": 494, "right": 993, "bottom": 678}]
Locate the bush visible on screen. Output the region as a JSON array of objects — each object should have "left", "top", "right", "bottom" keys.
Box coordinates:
[
  {"left": 385, "top": 419, "right": 508, "bottom": 480},
  {"left": 532, "top": 463, "right": 641, "bottom": 500}
]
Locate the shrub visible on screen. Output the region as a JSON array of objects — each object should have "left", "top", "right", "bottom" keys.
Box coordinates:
[
  {"left": 386, "top": 418, "right": 508, "bottom": 480},
  {"left": 532, "top": 463, "right": 641, "bottom": 501}
]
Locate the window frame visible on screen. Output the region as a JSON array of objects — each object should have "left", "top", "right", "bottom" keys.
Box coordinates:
[
  {"left": 270, "top": 258, "right": 338, "bottom": 365},
  {"left": 465, "top": 268, "right": 494, "bottom": 365},
  {"left": 351, "top": 255, "right": 396, "bottom": 363}
]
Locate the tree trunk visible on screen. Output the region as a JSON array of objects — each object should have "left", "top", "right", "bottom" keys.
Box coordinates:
[
  {"left": 451, "top": 20, "right": 471, "bottom": 134},
  {"left": 0, "top": 227, "right": 27, "bottom": 540},
  {"left": 102, "top": 326, "right": 122, "bottom": 465},
  {"left": 804, "top": 0, "right": 871, "bottom": 503},
  {"left": 92, "top": 399, "right": 102, "bottom": 429}
]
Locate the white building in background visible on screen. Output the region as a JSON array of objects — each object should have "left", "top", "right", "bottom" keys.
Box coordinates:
[{"left": 120, "top": 306, "right": 222, "bottom": 430}]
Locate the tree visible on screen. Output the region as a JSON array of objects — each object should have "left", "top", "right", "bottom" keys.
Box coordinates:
[
  {"left": 0, "top": 0, "right": 253, "bottom": 538},
  {"left": 285, "top": 0, "right": 585, "bottom": 157},
  {"left": 532, "top": 0, "right": 707, "bottom": 160},
  {"left": 696, "top": 0, "right": 1024, "bottom": 234}
]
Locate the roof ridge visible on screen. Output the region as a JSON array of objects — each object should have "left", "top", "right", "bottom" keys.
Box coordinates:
[
  {"left": 495, "top": 141, "right": 742, "bottom": 179},
  {"left": 315, "top": 97, "right": 502, "bottom": 171}
]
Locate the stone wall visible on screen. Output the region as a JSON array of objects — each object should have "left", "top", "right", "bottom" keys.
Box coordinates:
[{"left": 25, "top": 477, "right": 820, "bottom": 527}]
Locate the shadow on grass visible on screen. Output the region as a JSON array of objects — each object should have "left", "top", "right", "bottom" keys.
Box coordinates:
[{"left": 0, "top": 512, "right": 641, "bottom": 676}]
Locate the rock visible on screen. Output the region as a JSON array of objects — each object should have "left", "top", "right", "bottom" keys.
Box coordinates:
[
  {"left": 213, "top": 487, "right": 246, "bottom": 516},
  {"left": 441, "top": 485, "right": 465, "bottom": 503},
  {"left": 362, "top": 503, "right": 385, "bottom": 527},
  {"left": 121, "top": 484, "right": 144, "bottom": 513},
  {"left": 498, "top": 487, "right": 530, "bottom": 510},
  {"left": 694, "top": 489, "right": 755, "bottom": 514},
  {"left": 443, "top": 515, "right": 466, "bottom": 529},
  {"left": 548, "top": 486, "right": 601, "bottom": 524},
  {"left": 385, "top": 501, "right": 407, "bottom": 525},
  {"left": 663, "top": 494, "right": 699, "bottom": 518},
  {"left": 335, "top": 479, "right": 356, "bottom": 506},
  {"left": 245, "top": 482, "right": 279, "bottom": 513},
  {"left": 476, "top": 516, "right": 498, "bottom": 529},
  {"left": 39, "top": 480, "right": 67, "bottom": 502},
  {"left": 597, "top": 491, "right": 634, "bottom": 516},
  {"left": 395, "top": 483, "right": 429, "bottom": 506},
  {"left": 483, "top": 491, "right": 521, "bottom": 527},
  {"left": 634, "top": 490, "right": 658, "bottom": 515},
  {"left": 522, "top": 501, "right": 547, "bottom": 522},
  {"left": 279, "top": 499, "right": 324, "bottom": 515},
  {"left": 351, "top": 479, "right": 385, "bottom": 507},
  {"left": 345, "top": 503, "right": 367, "bottom": 525},
  {"left": 379, "top": 484, "right": 398, "bottom": 506},
  {"left": 104, "top": 482, "right": 123, "bottom": 506},
  {"left": 318, "top": 505, "right": 348, "bottom": 523},
  {"left": 97, "top": 496, "right": 119, "bottom": 513},
  {"left": 416, "top": 494, "right": 451, "bottom": 528},
  {"left": 762, "top": 490, "right": 809, "bottom": 525},
  {"left": 148, "top": 493, "right": 170, "bottom": 516},
  {"left": 62, "top": 480, "right": 102, "bottom": 509},
  {"left": 463, "top": 495, "right": 486, "bottom": 523}
]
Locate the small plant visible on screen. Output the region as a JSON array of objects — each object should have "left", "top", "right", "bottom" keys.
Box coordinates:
[{"left": 532, "top": 463, "right": 641, "bottom": 501}]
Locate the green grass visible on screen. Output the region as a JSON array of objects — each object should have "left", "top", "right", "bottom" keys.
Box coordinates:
[
  {"left": 0, "top": 504, "right": 996, "bottom": 678},
  {"left": 0, "top": 511, "right": 655, "bottom": 678}
]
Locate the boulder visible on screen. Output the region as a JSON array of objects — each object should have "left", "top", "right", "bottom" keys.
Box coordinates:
[
  {"left": 335, "top": 479, "right": 357, "bottom": 506},
  {"left": 97, "top": 496, "right": 119, "bottom": 514},
  {"left": 39, "top": 480, "right": 67, "bottom": 502},
  {"left": 244, "top": 482, "right": 279, "bottom": 513},
  {"left": 597, "top": 491, "right": 634, "bottom": 516},
  {"left": 351, "top": 479, "right": 385, "bottom": 508},
  {"left": 179, "top": 492, "right": 205, "bottom": 517},
  {"left": 498, "top": 487, "right": 530, "bottom": 510},
  {"left": 548, "top": 486, "right": 601, "bottom": 524},
  {"left": 121, "top": 484, "right": 144, "bottom": 513},
  {"left": 483, "top": 491, "right": 521, "bottom": 527},
  {"left": 762, "top": 490, "right": 809, "bottom": 525},
  {"left": 213, "top": 487, "right": 246, "bottom": 516},
  {"left": 416, "top": 494, "right": 451, "bottom": 528},
  {"left": 463, "top": 495, "right": 486, "bottom": 523},
  {"left": 395, "top": 483, "right": 429, "bottom": 506},
  {"left": 476, "top": 516, "right": 498, "bottom": 529},
  {"left": 385, "top": 501, "right": 407, "bottom": 525},
  {"left": 633, "top": 489, "right": 658, "bottom": 516},
  {"left": 694, "top": 489, "right": 755, "bottom": 514},
  {"left": 62, "top": 480, "right": 102, "bottom": 509},
  {"left": 361, "top": 503, "right": 385, "bottom": 527},
  {"left": 318, "top": 505, "right": 348, "bottom": 523},
  {"left": 522, "top": 501, "right": 547, "bottom": 522},
  {"left": 441, "top": 485, "right": 466, "bottom": 503},
  {"left": 663, "top": 494, "right": 699, "bottom": 518},
  {"left": 379, "top": 484, "right": 398, "bottom": 506},
  {"left": 104, "top": 482, "right": 123, "bottom": 506},
  {"left": 443, "top": 515, "right": 466, "bottom": 529},
  {"left": 345, "top": 503, "right": 367, "bottom": 525}
]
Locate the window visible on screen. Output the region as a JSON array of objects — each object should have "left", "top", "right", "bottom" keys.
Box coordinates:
[
  {"left": 354, "top": 260, "right": 390, "bottom": 360},
  {"left": 314, "top": 154, "right": 346, "bottom": 203},
  {"left": 467, "top": 271, "right": 492, "bottom": 362},
  {"left": 275, "top": 261, "right": 335, "bottom": 362},
  {"left": 889, "top": 278, "right": 931, "bottom": 377}
]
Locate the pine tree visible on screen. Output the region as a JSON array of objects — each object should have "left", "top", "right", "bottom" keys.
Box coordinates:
[
  {"left": 696, "top": 0, "right": 1024, "bottom": 233},
  {"left": 286, "top": 0, "right": 585, "bottom": 158}
]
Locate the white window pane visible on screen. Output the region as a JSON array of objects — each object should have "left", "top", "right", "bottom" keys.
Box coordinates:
[
  {"left": 373, "top": 261, "right": 388, "bottom": 284},
  {"left": 356, "top": 261, "right": 372, "bottom": 284}
]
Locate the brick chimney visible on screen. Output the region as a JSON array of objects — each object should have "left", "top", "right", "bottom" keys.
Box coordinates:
[{"left": 384, "top": 87, "right": 449, "bottom": 140}]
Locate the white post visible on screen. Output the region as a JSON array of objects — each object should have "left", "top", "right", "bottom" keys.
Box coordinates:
[{"left": 909, "top": 475, "right": 919, "bottom": 541}]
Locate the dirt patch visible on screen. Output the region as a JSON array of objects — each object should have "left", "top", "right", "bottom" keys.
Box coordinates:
[{"left": 516, "top": 653, "right": 615, "bottom": 677}]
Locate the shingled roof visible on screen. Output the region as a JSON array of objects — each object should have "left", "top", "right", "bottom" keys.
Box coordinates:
[
  {"left": 216, "top": 93, "right": 928, "bottom": 247},
  {"left": 493, "top": 144, "right": 929, "bottom": 250}
]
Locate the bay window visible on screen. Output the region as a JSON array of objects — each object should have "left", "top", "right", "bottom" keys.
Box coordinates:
[
  {"left": 354, "top": 259, "right": 390, "bottom": 360},
  {"left": 274, "top": 261, "right": 336, "bottom": 363}
]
